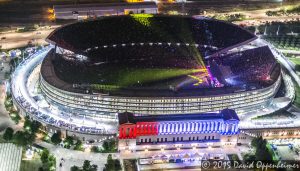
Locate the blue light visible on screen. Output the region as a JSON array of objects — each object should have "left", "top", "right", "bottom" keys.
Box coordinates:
[{"left": 157, "top": 119, "right": 239, "bottom": 135}]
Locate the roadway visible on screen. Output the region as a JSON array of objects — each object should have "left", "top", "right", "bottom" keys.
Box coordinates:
[
  {"left": 224, "top": 7, "right": 300, "bottom": 26},
  {"left": 0, "top": 0, "right": 293, "bottom": 25},
  {"left": 0, "top": 26, "right": 57, "bottom": 49},
  {"left": 0, "top": 4, "right": 298, "bottom": 50}
]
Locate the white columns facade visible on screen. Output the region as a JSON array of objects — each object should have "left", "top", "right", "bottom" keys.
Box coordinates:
[{"left": 157, "top": 121, "right": 238, "bottom": 134}]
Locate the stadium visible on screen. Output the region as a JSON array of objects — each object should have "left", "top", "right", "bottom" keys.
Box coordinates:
[{"left": 39, "top": 14, "right": 282, "bottom": 122}]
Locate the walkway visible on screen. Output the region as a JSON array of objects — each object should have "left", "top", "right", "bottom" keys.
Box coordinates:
[
  {"left": 0, "top": 59, "right": 21, "bottom": 132},
  {"left": 36, "top": 141, "right": 114, "bottom": 171}
]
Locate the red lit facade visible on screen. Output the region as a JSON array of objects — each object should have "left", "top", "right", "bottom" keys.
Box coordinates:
[{"left": 119, "top": 122, "right": 159, "bottom": 139}]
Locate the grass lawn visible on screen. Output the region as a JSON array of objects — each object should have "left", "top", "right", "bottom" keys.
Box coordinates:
[
  {"left": 288, "top": 58, "right": 300, "bottom": 107},
  {"left": 117, "top": 68, "right": 203, "bottom": 86},
  {"left": 289, "top": 58, "right": 300, "bottom": 65},
  {"left": 293, "top": 85, "right": 300, "bottom": 108},
  {"left": 266, "top": 143, "right": 280, "bottom": 162},
  {"left": 20, "top": 155, "right": 43, "bottom": 171},
  {"left": 91, "top": 68, "right": 205, "bottom": 91},
  {"left": 0, "top": 136, "right": 5, "bottom": 143}
]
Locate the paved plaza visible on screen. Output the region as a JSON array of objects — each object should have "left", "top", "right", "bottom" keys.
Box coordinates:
[{"left": 37, "top": 141, "right": 114, "bottom": 171}]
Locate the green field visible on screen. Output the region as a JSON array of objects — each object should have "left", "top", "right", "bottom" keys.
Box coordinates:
[
  {"left": 20, "top": 159, "right": 42, "bottom": 171},
  {"left": 117, "top": 68, "right": 202, "bottom": 86},
  {"left": 20, "top": 154, "right": 43, "bottom": 171},
  {"left": 91, "top": 68, "right": 204, "bottom": 91},
  {"left": 293, "top": 85, "right": 300, "bottom": 108},
  {"left": 290, "top": 57, "right": 300, "bottom": 107}
]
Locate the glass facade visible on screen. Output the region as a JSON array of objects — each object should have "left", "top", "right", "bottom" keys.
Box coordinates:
[{"left": 40, "top": 72, "right": 281, "bottom": 119}]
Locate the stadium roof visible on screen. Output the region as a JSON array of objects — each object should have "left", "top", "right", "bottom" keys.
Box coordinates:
[{"left": 47, "top": 15, "right": 256, "bottom": 58}]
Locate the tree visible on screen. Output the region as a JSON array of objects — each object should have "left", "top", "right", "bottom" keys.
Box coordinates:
[
  {"left": 41, "top": 149, "right": 50, "bottom": 164},
  {"left": 39, "top": 150, "right": 56, "bottom": 171},
  {"left": 14, "top": 113, "right": 21, "bottom": 124},
  {"left": 64, "top": 136, "right": 74, "bottom": 148},
  {"left": 23, "top": 117, "right": 41, "bottom": 134},
  {"left": 10, "top": 112, "right": 21, "bottom": 124},
  {"left": 91, "top": 165, "right": 97, "bottom": 171},
  {"left": 91, "top": 146, "right": 100, "bottom": 153},
  {"left": 251, "top": 136, "right": 273, "bottom": 164},
  {"left": 251, "top": 136, "right": 262, "bottom": 148},
  {"left": 114, "top": 159, "right": 121, "bottom": 171},
  {"left": 83, "top": 160, "right": 91, "bottom": 171},
  {"left": 48, "top": 155, "right": 56, "bottom": 171},
  {"left": 23, "top": 116, "right": 32, "bottom": 130},
  {"left": 71, "top": 166, "right": 80, "bottom": 171},
  {"left": 74, "top": 140, "right": 83, "bottom": 151},
  {"left": 30, "top": 120, "right": 42, "bottom": 134},
  {"left": 13, "top": 131, "right": 34, "bottom": 146},
  {"left": 102, "top": 139, "right": 117, "bottom": 152},
  {"left": 105, "top": 158, "right": 115, "bottom": 171},
  {"left": 244, "top": 153, "right": 256, "bottom": 164},
  {"left": 51, "top": 132, "right": 62, "bottom": 145},
  {"left": 24, "top": 131, "right": 36, "bottom": 145},
  {"left": 103, "top": 154, "right": 121, "bottom": 171},
  {"left": 102, "top": 141, "right": 110, "bottom": 152},
  {"left": 107, "top": 154, "right": 113, "bottom": 161},
  {"left": 71, "top": 161, "right": 97, "bottom": 171},
  {"left": 3, "top": 127, "right": 14, "bottom": 141},
  {"left": 255, "top": 139, "right": 273, "bottom": 162}
]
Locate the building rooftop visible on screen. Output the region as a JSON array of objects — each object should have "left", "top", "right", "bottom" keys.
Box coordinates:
[
  {"left": 53, "top": 2, "right": 157, "bottom": 11},
  {"left": 118, "top": 108, "right": 239, "bottom": 125}
]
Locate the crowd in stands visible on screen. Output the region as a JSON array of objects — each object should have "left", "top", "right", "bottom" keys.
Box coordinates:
[{"left": 211, "top": 46, "right": 279, "bottom": 86}]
